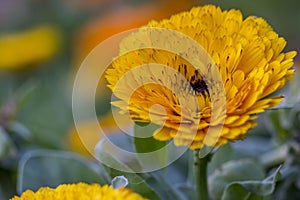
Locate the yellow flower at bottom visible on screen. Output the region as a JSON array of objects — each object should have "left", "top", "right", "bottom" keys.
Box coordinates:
[
  {"left": 106, "top": 5, "right": 297, "bottom": 149},
  {"left": 11, "top": 183, "right": 147, "bottom": 200}
]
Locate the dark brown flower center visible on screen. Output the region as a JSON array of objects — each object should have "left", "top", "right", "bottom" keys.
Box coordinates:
[{"left": 190, "top": 69, "right": 209, "bottom": 96}]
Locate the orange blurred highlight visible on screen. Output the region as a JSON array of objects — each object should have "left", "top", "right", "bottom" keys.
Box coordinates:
[{"left": 73, "top": 0, "right": 194, "bottom": 64}]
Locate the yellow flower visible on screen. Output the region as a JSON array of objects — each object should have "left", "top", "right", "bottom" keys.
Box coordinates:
[
  {"left": 11, "top": 183, "right": 147, "bottom": 200},
  {"left": 106, "top": 5, "right": 297, "bottom": 149},
  {"left": 0, "top": 25, "right": 60, "bottom": 70}
]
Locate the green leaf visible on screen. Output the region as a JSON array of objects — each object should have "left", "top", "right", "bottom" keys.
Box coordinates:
[
  {"left": 209, "top": 159, "right": 265, "bottom": 200},
  {"left": 17, "top": 71, "right": 73, "bottom": 149},
  {"left": 17, "top": 149, "right": 107, "bottom": 194},
  {"left": 95, "top": 140, "right": 161, "bottom": 200},
  {"left": 174, "top": 184, "right": 196, "bottom": 200},
  {"left": 272, "top": 165, "right": 300, "bottom": 199},
  {"left": 221, "top": 166, "right": 282, "bottom": 200},
  {"left": 134, "top": 123, "right": 166, "bottom": 152},
  {"left": 133, "top": 123, "right": 168, "bottom": 170},
  {"left": 258, "top": 144, "right": 290, "bottom": 168},
  {"left": 0, "top": 169, "right": 16, "bottom": 200},
  {"left": 143, "top": 150, "right": 192, "bottom": 200},
  {"left": 221, "top": 184, "right": 263, "bottom": 200},
  {"left": 15, "top": 82, "right": 37, "bottom": 112},
  {"left": 143, "top": 171, "right": 189, "bottom": 200},
  {"left": 265, "top": 109, "right": 293, "bottom": 143},
  {"left": 232, "top": 135, "right": 273, "bottom": 158},
  {"left": 7, "top": 121, "right": 31, "bottom": 141},
  {"left": 0, "top": 127, "right": 16, "bottom": 160},
  {"left": 208, "top": 144, "right": 233, "bottom": 174}
]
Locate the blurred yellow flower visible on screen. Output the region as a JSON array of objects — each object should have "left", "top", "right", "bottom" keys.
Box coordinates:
[
  {"left": 11, "top": 183, "right": 147, "bottom": 200},
  {"left": 0, "top": 25, "right": 60, "bottom": 70},
  {"left": 106, "top": 5, "right": 297, "bottom": 149}
]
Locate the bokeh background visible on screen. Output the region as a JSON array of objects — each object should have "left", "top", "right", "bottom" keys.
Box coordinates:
[{"left": 0, "top": 0, "right": 300, "bottom": 199}]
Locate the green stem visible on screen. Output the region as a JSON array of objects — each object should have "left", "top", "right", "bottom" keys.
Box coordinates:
[{"left": 194, "top": 150, "right": 209, "bottom": 200}]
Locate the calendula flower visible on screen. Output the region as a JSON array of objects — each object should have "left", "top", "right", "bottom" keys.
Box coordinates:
[
  {"left": 106, "top": 5, "right": 297, "bottom": 149},
  {"left": 0, "top": 25, "right": 60, "bottom": 70},
  {"left": 11, "top": 183, "right": 147, "bottom": 200}
]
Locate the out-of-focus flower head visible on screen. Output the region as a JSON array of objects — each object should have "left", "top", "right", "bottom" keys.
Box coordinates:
[
  {"left": 106, "top": 5, "right": 297, "bottom": 149},
  {"left": 0, "top": 25, "right": 61, "bottom": 70}
]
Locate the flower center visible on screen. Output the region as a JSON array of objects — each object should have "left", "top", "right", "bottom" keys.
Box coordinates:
[{"left": 190, "top": 69, "right": 209, "bottom": 96}]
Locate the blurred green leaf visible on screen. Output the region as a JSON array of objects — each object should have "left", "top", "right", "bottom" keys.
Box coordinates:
[
  {"left": 173, "top": 184, "right": 196, "bottom": 200},
  {"left": 221, "top": 166, "right": 282, "bottom": 200},
  {"left": 0, "top": 169, "right": 16, "bottom": 200},
  {"left": 209, "top": 159, "right": 265, "bottom": 200},
  {"left": 258, "top": 144, "right": 290, "bottom": 169},
  {"left": 16, "top": 60, "right": 73, "bottom": 149},
  {"left": 0, "top": 127, "right": 16, "bottom": 160},
  {"left": 164, "top": 150, "right": 189, "bottom": 184},
  {"left": 7, "top": 121, "right": 31, "bottom": 141},
  {"left": 265, "top": 109, "right": 293, "bottom": 143},
  {"left": 222, "top": 184, "right": 263, "bottom": 200},
  {"left": 17, "top": 150, "right": 106, "bottom": 194},
  {"left": 95, "top": 140, "right": 161, "bottom": 200},
  {"left": 143, "top": 150, "right": 192, "bottom": 200},
  {"left": 272, "top": 160, "right": 300, "bottom": 199},
  {"left": 232, "top": 135, "right": 273, "bottom": 158},
  {"left": 208, "top": 144, "right": 233, "bottom": 174},
  {"left": 281, "top": 71, "right": 300, "bottom": 107},
  {"left": 95, "top": 136, "right": 188, "bottom": 199},
  {"left": 134, "top": 123, "right": 168, "bottom": 170},
  {"left": 15, "top": 82, "right": 37, "bottom": 112},
  {"left": 143, "top": 170, "right": 189, "bottom": 200}
]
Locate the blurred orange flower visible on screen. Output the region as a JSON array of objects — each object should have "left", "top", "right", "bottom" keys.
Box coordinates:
[{"left": 73, "top": 0, "right": 194, "bottom": 64}]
